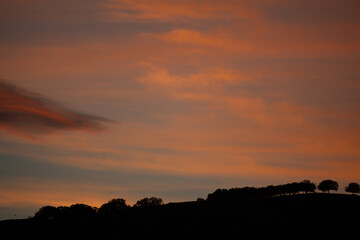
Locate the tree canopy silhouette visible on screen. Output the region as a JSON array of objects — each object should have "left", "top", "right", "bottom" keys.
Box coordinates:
[
  {"left": 34, "top": 206, "right": 58, "bottom": 220},
  {"left": 318, "top": 179, "right": 338, "bottom": 193},
  {"left": 133, "top": 197, "right": 163, "bottom": 207},
  {"left": 34, "top": 204, "right": 96, "bottom": 221},
  {"left": 299, "top": 180, "right": 317, "bottom": 193},
  {"left": 345, "top": 182, "right": 360, "bottom": 194},
  {"left": 66, "top": 204, "right": 97, "bottom": 220},
  {"left": 98, "top": 198, "right": 129, "bottom": 215},
  {"left": 207, "top": 180, "right": 317, "bottom": 202}
]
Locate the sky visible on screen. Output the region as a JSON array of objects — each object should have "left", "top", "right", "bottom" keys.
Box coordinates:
[{"left": 0, "top": 0, "right": 359, "bottom": 220}]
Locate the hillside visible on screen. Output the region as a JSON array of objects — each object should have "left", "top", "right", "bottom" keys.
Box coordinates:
[{"left": 1, "top": 193, "right": 359, "bottom": 237}]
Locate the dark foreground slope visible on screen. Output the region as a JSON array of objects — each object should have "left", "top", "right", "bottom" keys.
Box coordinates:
[{"left": 1, "top": 193, "right": 359, "bottom": 238}]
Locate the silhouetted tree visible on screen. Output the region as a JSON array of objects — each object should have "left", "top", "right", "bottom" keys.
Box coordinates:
[
  {"left": 318, "top": 180, "right": 338, "bottom": 193},
  {"left": 345, "top": 183, "right": 360, "bottom": 195},
  {"left": 34, "top": 206, "right": 59, "bottom": 220},
  {"left": 133, "top": 197, "right": 163, "bottom": 207},
  {"left": 281, "top": 182, "right": 300, "bottom": 195},
  {"left": 66, "top": 204, "right": 97, "bottom": 220},
  {"left": 98, "top": 198, "right": 129, "bottom": 215},
  {"left": 299, "top": 180, "right": 316, "bottom": 193}
]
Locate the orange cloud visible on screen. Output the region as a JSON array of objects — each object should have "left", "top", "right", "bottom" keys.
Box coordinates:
[
  {"left": 139, "top": 64, "right": 249, "bottom": 87},
  {"left": 0, "top": 80, "right": 110, "bottom": 139},
  {"left": 136, "top": 64, "right": 252, "bottom": 104},
  {"left": 103, "top": 0, "right": 360, "bottom": 58},
  {"left": 147, "top": 29, "right": 252, "bottom": 53},
  {"left": 103, "top": 0, "right": 259, "bottom": 22}
]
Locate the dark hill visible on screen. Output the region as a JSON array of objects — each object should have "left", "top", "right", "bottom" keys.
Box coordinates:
[{"left": 1, "top": 193, "right": 359, "bottom": 238}]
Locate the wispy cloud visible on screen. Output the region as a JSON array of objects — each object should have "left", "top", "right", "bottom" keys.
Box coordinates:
[
  {"left": 102, "top": 0, "right": 258, "bottom": 22},
  {"left": 0, "top": 80, "right": 110, "bottom": 138}
]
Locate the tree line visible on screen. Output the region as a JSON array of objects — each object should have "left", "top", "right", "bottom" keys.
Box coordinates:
[
  {"left": 33, "top": 180, "right": 359, "bottom": 221},
  {"left": 34, "top": 197, "right": 163, "bottom": 221},
  {"left": 207, "top": 180, "right": 360, "bottom": 202}
]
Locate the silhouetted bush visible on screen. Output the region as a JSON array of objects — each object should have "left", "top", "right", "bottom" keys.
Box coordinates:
[
  {"left": 318, "top": 180, "right": 338, "bottom": 193},
  {"left": 345, "top": 182, "right": 360, "bottom": 194},
  {"left": 133, "top": 197, "right": 163, "bottom": 207}
]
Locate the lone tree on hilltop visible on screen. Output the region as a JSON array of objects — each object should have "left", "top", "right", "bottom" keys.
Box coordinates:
[
  {"left": 345, "top": 182, "right": 360, "bottom": 195},
  {"left": 318, "top": 179, "right": 339, "bottom": 193},
  {"left": 133, "top": 197, "right": 163, "bottom": 207},
  {"left": 98, "top": 198, "right": 129, "bottom": 215}
]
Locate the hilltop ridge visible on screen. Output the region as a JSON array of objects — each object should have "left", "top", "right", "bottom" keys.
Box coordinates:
[{"left": 1, "top": 193, "right": 359, "bottom": 238}]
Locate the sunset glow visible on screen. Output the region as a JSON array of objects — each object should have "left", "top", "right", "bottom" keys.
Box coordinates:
[{"left": 0, "top": 0, "right": 359, "bottom": 219}]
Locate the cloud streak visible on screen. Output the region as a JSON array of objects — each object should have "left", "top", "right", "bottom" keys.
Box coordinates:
[{"left": 0, "top": 80, "right": 110, "bottom": 138}]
